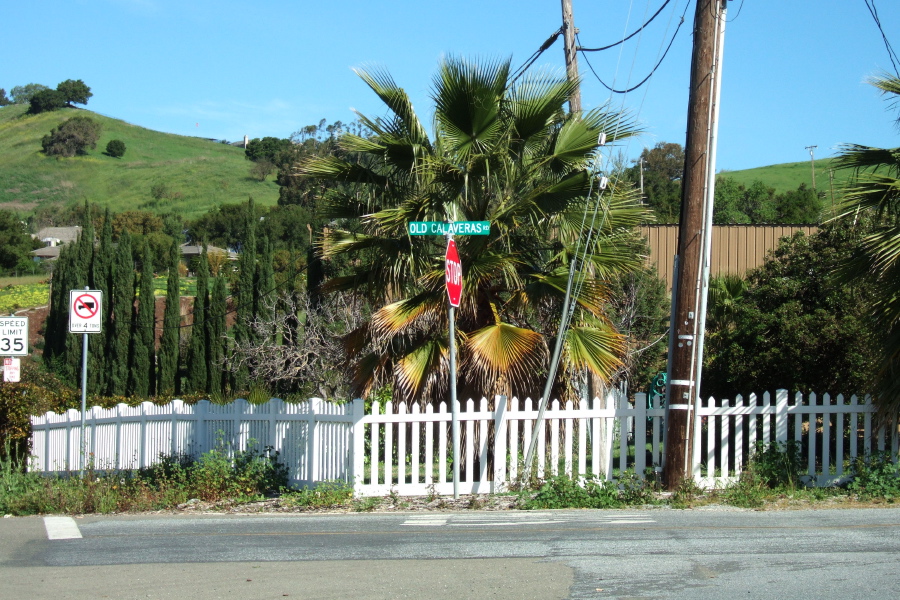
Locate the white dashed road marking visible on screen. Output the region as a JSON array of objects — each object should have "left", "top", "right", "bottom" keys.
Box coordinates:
[
  {"left": 401, "top": 513, "right": 655, "bottom": 527},
  {"left": 43, "top": 516, "right": 82, "bottom": 540}
]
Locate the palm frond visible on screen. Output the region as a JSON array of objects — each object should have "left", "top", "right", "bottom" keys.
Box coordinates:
[
  {"left": 432, "top": 57, "right": 510, "bottom": 159},
  {"left": 354, "top": 66, "right": 431, "bottom": 148},
  {"left": 463, "top": 322, "right": 547, "bottom": 392},
  {"left": 394, "top": 339, "right": 449, "bottom": 399},
  {"left": 564, "top": 325, "right": 624, "bottom": 380}
]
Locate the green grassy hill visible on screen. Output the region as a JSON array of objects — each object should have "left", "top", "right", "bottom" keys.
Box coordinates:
[
  {"left": 0, "top": 104, "right": 279, "bottom": 219},
  {"left": 721, "top": 158, "right": 852, "bottom": 198}
]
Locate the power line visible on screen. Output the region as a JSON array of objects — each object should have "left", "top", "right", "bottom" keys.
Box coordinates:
[
  {"left": 578, "top": 0, "right": 672, "bottom": 52},
  {"left": 864, "top": 0, "right": 900, "bottom": 76},
  {"left": 508, "top": 27, "right": 563, "bottom": 88},
  {"left": 577, "top": 0, "right": 690, "bottom": 95},
  {"left": 726, "top": 0, "right": 744, "bottom": 22}
]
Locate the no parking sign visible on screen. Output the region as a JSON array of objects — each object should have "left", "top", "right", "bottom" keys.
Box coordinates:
[{"left": 69, "top": 290, "right": 103, "bottom": 333}]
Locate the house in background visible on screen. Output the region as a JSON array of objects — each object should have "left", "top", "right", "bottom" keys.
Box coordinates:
[{"left": 31, "top": 226, "right": 83, "bottom": 261}]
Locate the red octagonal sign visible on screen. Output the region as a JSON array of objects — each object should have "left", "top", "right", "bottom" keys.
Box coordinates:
[{"left": 445, "top": 239, "right": 463, "bottom": 307}]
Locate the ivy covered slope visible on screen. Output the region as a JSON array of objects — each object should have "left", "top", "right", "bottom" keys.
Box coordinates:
[{"left": 0, "top": 104, "right": 278, "bottom": 219}]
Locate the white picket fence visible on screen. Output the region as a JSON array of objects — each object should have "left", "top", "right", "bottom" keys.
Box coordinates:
[{"left": 29, "top": 390, "right": 900, "bottom": 496}]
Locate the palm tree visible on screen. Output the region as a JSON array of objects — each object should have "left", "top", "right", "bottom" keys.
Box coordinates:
[
  {"left": 832, "top": 73, "right": 900, "bottom": 414},
  {"left": 297, "top": 57, "right": 650, "bottom": 403}
]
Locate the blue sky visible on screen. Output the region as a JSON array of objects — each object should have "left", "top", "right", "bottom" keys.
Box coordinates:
[{"left": 3, "top": 0, "right": 899, "bottom": 171}]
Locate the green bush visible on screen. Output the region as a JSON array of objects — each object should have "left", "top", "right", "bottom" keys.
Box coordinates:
[
  {"left": 848, "top": 452, "right": 900, "bottom": 500},
  {"left": 721, "top": 441, "right": 807, "bottom": 508},
  {"left": 522, "top": 475, "right": 623, "bottom": 509},
  {"left": 41, "top": 116, "right": 102, "bottom": 157},
  {"left": 750, "top": 440, "right": 805, "bottom": 490},
  {"left": 105, "top": 139, "right": 126, "bottom": 158},
  {"left": 0, "top": 361, "right": 76, "bottom": 461}
]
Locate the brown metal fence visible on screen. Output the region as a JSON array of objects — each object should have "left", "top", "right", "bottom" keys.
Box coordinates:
[{"left": 639, "top": 224, "right": 818, "bottom": 290}]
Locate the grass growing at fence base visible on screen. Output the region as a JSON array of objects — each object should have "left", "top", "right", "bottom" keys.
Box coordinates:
[
  {"left": 280, "top": 481, "right": 355, "bottom": 509},
  {"left": 520, "top": 470, "right": 660, "bottom": 509},
  {"left": 0, "top": 442, "right": 290, "bottom": 515}
]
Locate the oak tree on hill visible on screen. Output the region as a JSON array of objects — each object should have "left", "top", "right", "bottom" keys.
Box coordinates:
[
  {"left": 56, "top": 79, "right": 92, "bottom": 106},
  {"left": 41, "top": 116, "right": 102, "bottom": 157},
  {"left": 28, "top": 89, "right": 66, "bottom": 114},
  {"left": 10, "top": 83, "right": 49, "bottom": 104}
]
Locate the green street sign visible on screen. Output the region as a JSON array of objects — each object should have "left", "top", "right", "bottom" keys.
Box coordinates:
[{"left": 408, "top": 221, "right": 490, "bottom": 236}]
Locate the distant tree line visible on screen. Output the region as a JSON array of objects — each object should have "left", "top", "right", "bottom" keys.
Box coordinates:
[{"left": 623, "top": 142, "right": 824, "bottom": 224}]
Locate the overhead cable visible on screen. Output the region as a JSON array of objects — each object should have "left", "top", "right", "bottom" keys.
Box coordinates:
[
  {"left": 864, "top": 0, "right": 900, "bottom": 76},
  {"left": 577, "top": 0, "right": 691, "bottom": 95},
  {"left": 577, "top": 0, "right": 672, "bottom": 52}
]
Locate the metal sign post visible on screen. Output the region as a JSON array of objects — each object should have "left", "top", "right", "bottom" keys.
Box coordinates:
[
  {"left": 445, "top": 237, "right": 462, "bottom": 498},
  {"left": 409, "top": 220, "right": 484, "bottom": 498},
  {"left": 69, "top": 288, "right": 102, "bottom": 476}
]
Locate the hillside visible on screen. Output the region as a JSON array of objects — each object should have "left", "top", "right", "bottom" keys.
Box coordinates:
[
  {"left": 722, "top": 158, "right": 853, "bottom": 199},
  {"left": 0, "top": 104, "right": 279, "bottom": 220}
]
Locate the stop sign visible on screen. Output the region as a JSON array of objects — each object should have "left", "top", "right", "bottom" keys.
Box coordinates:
[{"left": 445, "top": 239, "right": 463, "bottom": 307}]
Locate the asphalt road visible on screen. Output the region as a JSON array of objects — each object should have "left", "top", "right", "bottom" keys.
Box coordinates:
[{"left": 2, "top": 507, "right": 899, "bottom": 600}]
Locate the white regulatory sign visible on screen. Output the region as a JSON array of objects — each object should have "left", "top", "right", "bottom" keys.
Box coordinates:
[
  {"left": 0, "top": 317, "right": 28, "bottom": 356},
  {"left": 4, "top": 357, "right": 20, "bottom": 382},
  {"left": 69, "top": 290, "right": 103, "bottom": 333}
]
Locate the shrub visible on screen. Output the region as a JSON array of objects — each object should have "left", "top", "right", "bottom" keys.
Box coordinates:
[
  {"left": 0, "top": 362, "right": 75, "bottom": 460},
  {"left": 106, "top": 139, "right": 126, "bottom": 158},
  {"left": 522, "top": 475, "right": 623, "bottom": 509},
  {"left": 848, "top": 452, "right": 900, "bottom": 500},
  {"left": 41, "top": 116, "right": 102, "bottom": 157},
  {"left": 28, "top": 89, "right": 66, "bottom": 114}
]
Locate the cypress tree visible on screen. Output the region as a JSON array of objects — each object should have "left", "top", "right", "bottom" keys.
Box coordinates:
[
  {"left": 187, "top": 245, "right": 209, "bottom": 393},
  {"left": 109, "top": 231, "right": 134, "bottom": 396},
  {"left": 130, "top": 245, "right": 155, "bottom": 397},
  {"left": 89, "top": 209, "right": 114, "bottom": 393},
  {"left": 158, "top": 239, "right": 181, "bottom": 395},
  {"left": 207, "top": 276, "right": 227, "bottom": 395},
  {"left": 232, "top": 198, "right": 256, "bottom": 391},
  {"left": 255, "top": 235, "right": 275, "bottom": 341},
  {"left": 62, "top": 212, "right": 95, "bottom": 384}
]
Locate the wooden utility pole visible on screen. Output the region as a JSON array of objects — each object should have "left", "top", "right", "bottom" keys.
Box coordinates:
[
  {"left": 560, "top": 0, "right": 582, "bottom": 113},
  {"left": 805, "top": 145, "right": 818, "bottom": 192},
  {"left": 663, "top": 0, "right": 727, "bottom": 489}
]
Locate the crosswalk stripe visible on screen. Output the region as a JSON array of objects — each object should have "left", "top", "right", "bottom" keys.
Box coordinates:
[{"left": 44, "top": 516, "right": 82, "bottom": 540}]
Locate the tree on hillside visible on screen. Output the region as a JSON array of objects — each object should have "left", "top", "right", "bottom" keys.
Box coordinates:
[
  {"left": 713, "top": 177, "right": 776, "bottom": 224},
  {"left": 105, "top": 140, "right": 126, "bottom": 158},
  {"left": 297, "top": 57, "right": 648, "bottom": 403},
  {"left": 10, "top": 83, "right": 49, "bottom": 104},
  {"left": 625, "top": 142, "right": 684, "bottom": 223},
  {"left": 41, "top": 116, "right": 102, "bottom": 157},
  {"left": 0, "top": 211, "right": 40, "bottom": 272},
  {"left": 29, "top": 89, "right": 66, "bottom": 114},
  {"left": 56, "top": 79, "right": 92, "bottom": 107},
  {"left": 774, "top": 183, "right": 821, "bottom": 223},
  {"left": 245, "top": 137, "right": 292, "bottom": 163},
  {"left": 831, "top": 72, "right": 900, "bottom": 415},
  {"left": 0, "top": 89, "right": 10, "bottom": 107}
]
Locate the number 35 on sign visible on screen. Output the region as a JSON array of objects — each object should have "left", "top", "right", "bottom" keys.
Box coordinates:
[{"left": 0, "top": 317, "right": 29, "bottom": 356}]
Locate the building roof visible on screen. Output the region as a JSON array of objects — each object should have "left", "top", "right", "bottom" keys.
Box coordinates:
[
  {"left": 34, "top": 226, "right": 82, "bottom": 245},
  {"left": 180, "top": 243, "right": 237, "bottom": 260}
]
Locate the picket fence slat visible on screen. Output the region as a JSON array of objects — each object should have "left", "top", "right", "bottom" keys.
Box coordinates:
[{"left": 29, "top": 390, "right": 900, "bottom": 497}]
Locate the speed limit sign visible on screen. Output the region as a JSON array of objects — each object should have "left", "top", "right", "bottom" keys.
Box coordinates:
[{"left": 0, "top": 317, "right": 29, "bottom": 356}]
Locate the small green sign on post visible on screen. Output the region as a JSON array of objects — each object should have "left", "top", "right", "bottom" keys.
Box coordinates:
[{"left": 408, "top": 221, "right": 490, "bottom": 236}]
